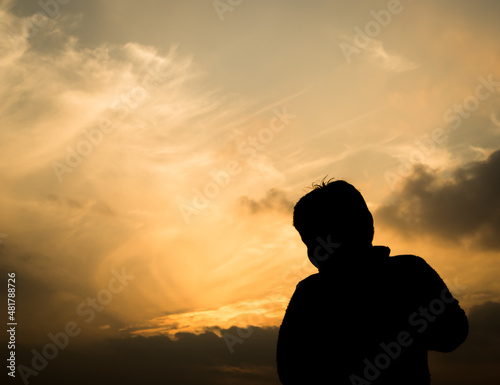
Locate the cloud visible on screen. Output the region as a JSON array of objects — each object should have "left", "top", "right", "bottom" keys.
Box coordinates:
[
  {"left": 15, "top": 327, "right": 281, "bottom": 385},
  {"left": 125, "top": 295, "right": 289, "bottom": 338},
  {"left": 0, "top": 0, "right": 294, "bottom": 343},
  {"left": 14, "top": 302, "right": 500, "bottom": 385},
  {"left": 429, "top": 301, "right": 500, "bottom": 385},
  {"left": 376, "top": 149, "right": 500, "bottom": 250},
  {"left": 238, "top": 188, "right": 294, "bottom": 215},
  {"left": 365, "top": 40, "right": 420, "bottom": 73}
]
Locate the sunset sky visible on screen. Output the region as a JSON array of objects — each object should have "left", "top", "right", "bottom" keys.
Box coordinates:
[{"left": 1, "top": 0, "right": 500, "bottom": 384}]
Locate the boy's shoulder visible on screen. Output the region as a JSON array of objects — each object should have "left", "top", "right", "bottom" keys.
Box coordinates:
[
  {"left": 296, "top": 273, "right": 320, "bottom": 290},
  {"left": 388, "top": 253, "right": 433, "bottom": 270},
  {"left": 294, "top": 253, "right": 435, "bottom": 290}
]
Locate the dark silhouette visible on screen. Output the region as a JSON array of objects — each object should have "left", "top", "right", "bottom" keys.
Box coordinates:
[{"left": 276, "top": 179, "right": 468, "bottom": 385}]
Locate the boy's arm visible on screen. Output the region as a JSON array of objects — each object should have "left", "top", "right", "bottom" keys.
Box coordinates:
[
  {"left": 276, "top": 278, "right": 319, "bottom": 384},
  {"left": 410, "top": 257, "right": 469, "bottom": 352}
]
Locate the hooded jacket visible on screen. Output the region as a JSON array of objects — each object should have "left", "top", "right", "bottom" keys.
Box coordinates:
[{"left": 276, "top": 246, "right": 469, "bottom": 385}]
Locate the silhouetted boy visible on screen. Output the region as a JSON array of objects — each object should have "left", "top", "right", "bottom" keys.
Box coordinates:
[{"left": 277, "top": 179, "right": 468, "bottom": 385}]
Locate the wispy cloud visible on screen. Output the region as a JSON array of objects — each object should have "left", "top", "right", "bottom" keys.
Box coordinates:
[
  {"left": 125, "top": 295, "right": 289, "bottom": 338},
  {"left": 365, "top": 39, "right": 420, "bottom": 73}
]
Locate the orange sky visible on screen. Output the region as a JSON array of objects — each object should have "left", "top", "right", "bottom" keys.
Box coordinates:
[{"left": 1, "top": 1, "right": 500, "bottom": 384}]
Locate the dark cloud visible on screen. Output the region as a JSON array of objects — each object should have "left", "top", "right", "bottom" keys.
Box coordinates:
[
  {"left": 46, "top": 194, "right": 83, "bottom": 209},
  {"left": 0, "top": 250, "right": 129, "bottom": 346},
  {"left": 238, "top": 188, "right": 294, "bottom": 215},
  {"left": 12, "top": 302, "right": 500, "bottom": 385},
  {"left": 14, "top": 327, "right": 280, "bottom": 385},
  {"left": 0, "top": 224, "right": 134, "bottom": 345},
  {"left": 376, "top": 150, "right": 500, "bottom": 250},
  {"left": 45, "top": 194, "right": 115, "bottom": 216},
  {"left": 429, "top": 301, "right": 500, "bottom": 385}
]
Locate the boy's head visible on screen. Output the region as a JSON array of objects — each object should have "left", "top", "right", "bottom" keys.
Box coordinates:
[{"left": 293, "top": 179, "right": 374, "bottom": 255}]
